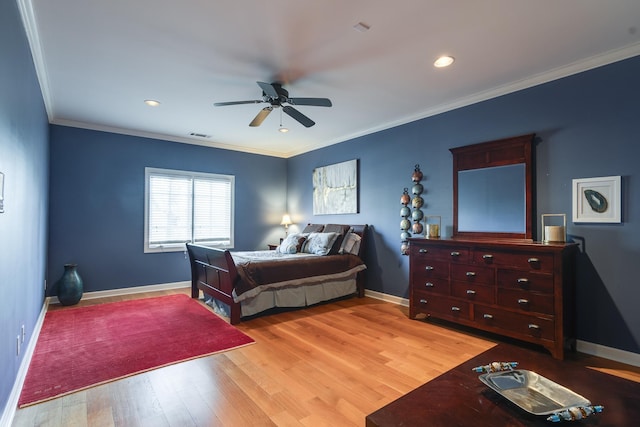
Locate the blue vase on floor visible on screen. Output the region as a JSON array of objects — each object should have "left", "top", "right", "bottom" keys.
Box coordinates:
[{"left": 56, "top": 264, "right": 83, "bottom": 306}]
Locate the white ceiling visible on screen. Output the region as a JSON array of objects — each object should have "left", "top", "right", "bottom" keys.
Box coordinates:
[{"left": 18, "top": 0, "right": 640, "bottom": 158}]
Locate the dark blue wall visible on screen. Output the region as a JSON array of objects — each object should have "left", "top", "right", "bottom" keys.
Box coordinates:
[
  {"left": 3, "top": 0, "right": 639, "bottom": 416},
  {"left": 48, "top": 126, "right": 288, "bottom": 293},
  {"left": 287, "top": 56, "right": 640, "bottom": 354},
  {"left": 0, "top": 0, "right": 49, "bottom": 417}
]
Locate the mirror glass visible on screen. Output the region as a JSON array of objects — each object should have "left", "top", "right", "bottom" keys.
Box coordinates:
[
  {"left": 457, "top": 164, "right": 525, "bottom": 233},
  {"left": 451, "top": 134, "right": 534, "bottom": 240}
]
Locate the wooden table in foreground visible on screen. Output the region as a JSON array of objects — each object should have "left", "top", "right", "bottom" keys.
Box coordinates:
[{"left": 366, "top": 343, "right": 639, "bottom": 427}]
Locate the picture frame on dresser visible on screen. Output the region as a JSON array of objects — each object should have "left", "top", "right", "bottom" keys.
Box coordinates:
[{"left": 572, "top": 175, "right": 621, "bottom": 223}]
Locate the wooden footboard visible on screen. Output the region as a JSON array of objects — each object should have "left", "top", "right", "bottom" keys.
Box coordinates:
[{"left": 186, "top": 244, "right": 243, "bottom": 324}]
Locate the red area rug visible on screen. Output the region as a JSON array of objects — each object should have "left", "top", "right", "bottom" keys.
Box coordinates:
[{"left": 18, "top": 294, "right": 254, "bottom": 407}]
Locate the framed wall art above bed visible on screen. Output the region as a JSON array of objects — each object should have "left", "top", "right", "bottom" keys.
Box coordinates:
[{"left": 312, "top": 159, "right": 358, "bottom": 215}]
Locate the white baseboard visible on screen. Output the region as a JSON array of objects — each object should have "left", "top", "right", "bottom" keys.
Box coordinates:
[
  {"left": 1, "top": 298, "right": 49, "bottom": 427},
  {"left": 47, "top": 281, "right": 190, "bottom": 304},
  {"left": 365, "top": 289, "right": 409, "bottom": 307},
  {"left": 364, "top": 290, "right": 640, "bottom": 367},
  {"left": 577, "top": 340, "right": 640, "bottom": 367}
]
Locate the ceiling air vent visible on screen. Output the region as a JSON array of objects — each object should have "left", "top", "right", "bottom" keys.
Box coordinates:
[{"left": 189, "top": 132, "right": 211, "bottom": 138}]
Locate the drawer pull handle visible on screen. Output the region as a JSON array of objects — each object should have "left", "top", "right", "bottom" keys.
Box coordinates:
[
  {"left": 466, "top": 271, "right": 476, "bottom": 277},
  {"left": 466, "top": 289, "right": 476, "bottom": 295},
  {"left": 528, "top": 324, "right": 540, "bottom": 330},
  {"left": 450, "top": 251, "right": 460, "bottom": 257},
  {"left": 517, "top": 278, "right": 529, "bottom": 284},
  {"left": 528, "top": 257, "right": 539, "bottom": 263},
  {"left": 419, "top": 299, "right": 427, "bottom": 304},
  {"left": 451, "top": 306, "right": 461, "bottom": 312},
  {"left": 425, "top": 266, "right": 434, "bottom": 271},
  {"left": 483, "top": 314, "right": 493, "bottom": 319},
  {"left": 425, "top": 282, "right": 434, "bottom": 287},
  {"left": 482, "top": 254, "right": 493, "bottom": 260},
  {"left": 419, "top": 249, "right": 428, "bottom": 253},
  {"left": 517, "top": 299, "right": 529, "bottom": 305}
]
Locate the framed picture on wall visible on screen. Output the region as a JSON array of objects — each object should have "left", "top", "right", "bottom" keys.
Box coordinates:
[
  {"left": 312, "top": 159, "right": 358, "bottom": 215},
  {"left": 572, "top": 175, "right": 621, "bottom": 223}
]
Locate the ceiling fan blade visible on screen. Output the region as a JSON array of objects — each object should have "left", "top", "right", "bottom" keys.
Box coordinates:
[
  {"left": 214, "top": 100, "right": 263, "bottom": 107},
  {"left": 256, "top": 81, "right": 279, "bottom": 99},
  {"left": 288, "top": 97, "right": 332, "bottom": 107},
  {"left": 283, "top": 105, "right": 315, "bottom": 128},
  {"left": 249, "top": 106, "right": 273, "bottom": 127}
]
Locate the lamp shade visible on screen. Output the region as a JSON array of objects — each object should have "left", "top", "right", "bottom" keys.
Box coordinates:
[{"left": 280, "top": 214, "right": 292, "bottom": 226}]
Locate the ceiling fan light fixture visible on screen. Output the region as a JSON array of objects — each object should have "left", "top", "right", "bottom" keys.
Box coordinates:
[
  {"left": 434, "top": 55, "right": 455, "bottom": 68},
  {"left": 144, "top": 99, "right": 161, "bottom": 107}
]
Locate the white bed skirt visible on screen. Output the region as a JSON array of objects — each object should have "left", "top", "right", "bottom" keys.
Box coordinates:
[{"left": 240, "top": 278, "right": 357, "bottom": 317}]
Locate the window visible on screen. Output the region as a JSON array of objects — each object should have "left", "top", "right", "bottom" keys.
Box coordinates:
[{"left": 144, "top": 167, "right": 234, "bottom": 253}]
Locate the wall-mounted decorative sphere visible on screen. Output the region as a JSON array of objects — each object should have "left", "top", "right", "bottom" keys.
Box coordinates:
[
  {"left": 412, "top": 164, "right": 423, "bottom": 183},
  {"left": 400, "top": 206, "right": 411, "bottom": 217},
  {"left": 412, "top": 222, "right": 424, "bottom": 234},
  {"left": 411, "top": 183, "right": 424, "bottom": 195},
  {"left": 400, "top": 218, "right": 411, "bottom": 231},
  {"left": 401, "top": 241, "right": 410, "bottom": 255},
  {"left": 401, "top": 231, "right": 411, "bottom": 241},
  {"left": 412, "top": 196, "right": 424, "bottom": 208},
  {"left": 400, "top": 188, "right": 410, "bottom": 205},
  {"left": 412, "top": 209, "right": 424, "bottom": 221}
]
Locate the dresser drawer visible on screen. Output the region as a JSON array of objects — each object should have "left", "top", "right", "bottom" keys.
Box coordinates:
[
  {"left": 411, "top": 244, "right": 470, "bottom": 263},
  {"left": 451, "top": 281, "right": 494, "bottom": 304},
  {"left": 411, "top": 277, "right": 450, "bottom": 295},
  {"left": 497, "top": 289, "right": 554, "bottom": 315},
  {"left": 412, "top": 293, "right": 471, "bottom": 321},
  {"left": 412, "top": 259, "right": 449, "bottom": 280},
  {"left": 473, "top": 249, "right": 554, "bottom": 273},
  {"left": 475, "top": 305, "right": 555, "bottom": 341},
  {"left": 497, "top": 269, "right": 554, "bottom": 293},
  {"left": 451, "top": 264, "right": 494, "bottom": 285}
]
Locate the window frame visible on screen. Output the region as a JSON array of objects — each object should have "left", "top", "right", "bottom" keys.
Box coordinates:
[{"left": 144, "top": 167, "right": 235, "bottom": 253}]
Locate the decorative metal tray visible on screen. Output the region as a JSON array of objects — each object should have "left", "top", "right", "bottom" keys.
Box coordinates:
[
  {"left": 479, "top": 369, "right": 590, "bottom": 415},
  {"left": 474, "top": 362, "right": 603, "bottom": 422}
]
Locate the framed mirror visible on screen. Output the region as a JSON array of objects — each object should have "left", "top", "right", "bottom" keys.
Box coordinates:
[{"left": 450, "top": 134, "right": 535, "bottom": 240}]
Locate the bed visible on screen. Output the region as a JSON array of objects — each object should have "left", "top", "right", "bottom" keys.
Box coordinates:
[{"left": 187, "top": 224, "right": 368, "bottom": 324}]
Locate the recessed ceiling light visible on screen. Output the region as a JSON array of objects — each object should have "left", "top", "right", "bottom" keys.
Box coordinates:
[
  {"left": 144, "top": 99, "right": 161, "bottom": 107},
  {"left": 434, "top": 56, "right": 455, "bottom": 68},
  {"left": 279, "top": 127, "right": 289, "bottom": 133}
]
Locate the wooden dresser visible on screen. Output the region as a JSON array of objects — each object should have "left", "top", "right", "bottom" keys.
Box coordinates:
[{"left": 408, "top": 238, "right": 577, "bottom": 359}]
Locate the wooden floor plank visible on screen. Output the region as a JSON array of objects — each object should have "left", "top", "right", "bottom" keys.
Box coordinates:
[{"left": 12, "top": 289, "right": 640, "bottom": 426}]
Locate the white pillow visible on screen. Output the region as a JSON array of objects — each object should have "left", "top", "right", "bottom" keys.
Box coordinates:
[
  {"left": 302, "top": 232, "right": 339, "bottom": 255},
  {"left": 276, "top": 233, "right": 307, "bottom": 254},
  {"left": 338, "top": 231, "right": 361, "bottom": 255}
]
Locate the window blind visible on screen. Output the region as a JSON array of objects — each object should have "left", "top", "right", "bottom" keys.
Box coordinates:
[{"left": 145, "top": 168, "right": 234, "bottom": 252}]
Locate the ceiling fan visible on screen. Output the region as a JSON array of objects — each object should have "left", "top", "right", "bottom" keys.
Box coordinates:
[{"left": 214, "top": 81, "right": 332, "bottom": 128}]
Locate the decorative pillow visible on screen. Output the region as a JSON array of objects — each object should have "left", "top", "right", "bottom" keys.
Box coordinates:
[
  {"left": 302, "top": 223, "right": 325, "bottom": 233},
  {"left": 323, "top": 224, "right": 351, "bottom": 255},
  {"left": 302, "top": 232, "right": 339, "bottom": 255},
  {"left": 276, "top": 233, "right": 307, "bottom": 254},
  {"left": 338, "top": 231, "right": 362, "bottom": 255}
]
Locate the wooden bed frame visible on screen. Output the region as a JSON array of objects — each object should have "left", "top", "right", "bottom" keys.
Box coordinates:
[{"left": 187, "top": 224, "right": 368, "bottom": 324}]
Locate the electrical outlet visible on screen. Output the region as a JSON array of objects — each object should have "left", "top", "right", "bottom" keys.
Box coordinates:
[
  {"left": 16, "top": 336, "right": 20, "bottom": 356},
  {"left": 21, "top": 325, "right": 25, "bottom": 343}
]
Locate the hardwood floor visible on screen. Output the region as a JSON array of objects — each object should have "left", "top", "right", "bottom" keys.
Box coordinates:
[{"left": 12, "top": 289, "right": 640, "bottom": 426}]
